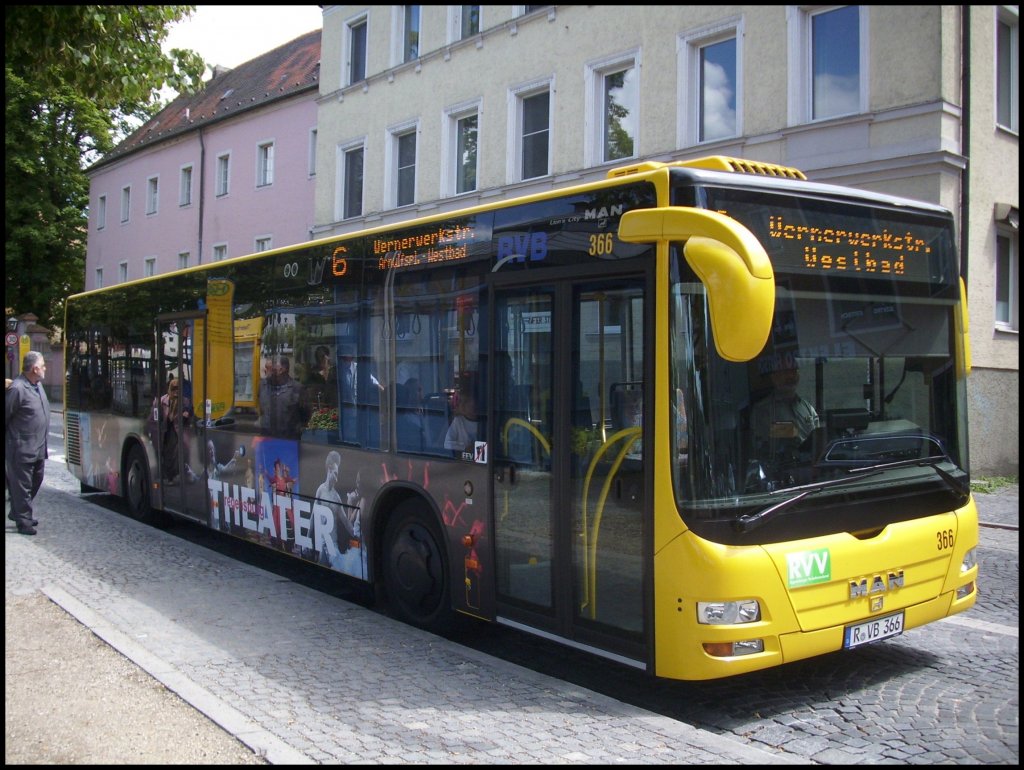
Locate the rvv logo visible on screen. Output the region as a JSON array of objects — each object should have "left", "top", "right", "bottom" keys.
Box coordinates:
[{"left": 787, "top": 548, "right": 831, "bottom": 588}]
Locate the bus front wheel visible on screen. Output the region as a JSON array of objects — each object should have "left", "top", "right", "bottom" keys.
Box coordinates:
[
  {"left": 125, "top": 444, "right": 163, "bottom": 526},
  {"left": 382, "top": 501, "right": 452, "bottom": 633}
]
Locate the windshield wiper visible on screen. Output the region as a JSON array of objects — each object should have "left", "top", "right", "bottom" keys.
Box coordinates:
[
  {"left": 734, "top": 471, "right": 882, "bottom": 533},
  {"left": 734, "top": 454, "right": 968, "bottom": 533},
  {"left": 849, "top": 454, "right": 970, "bottom": 500}
]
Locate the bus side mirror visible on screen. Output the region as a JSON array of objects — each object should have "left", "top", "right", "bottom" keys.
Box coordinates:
[{"left": 618, "top": 207, "right": 775, "bottom": 362}]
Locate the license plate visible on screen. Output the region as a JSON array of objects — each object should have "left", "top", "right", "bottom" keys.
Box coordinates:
[{"left": 843, "top": 611, "right": 904, "bottom": 649}]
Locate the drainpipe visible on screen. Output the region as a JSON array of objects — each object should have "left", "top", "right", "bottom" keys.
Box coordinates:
[
  {"left": 198, "top": 125, "right": 206, "bottom": 264},
  {"left": 960, "top": 5, "right": 971, "bottom": 286}
]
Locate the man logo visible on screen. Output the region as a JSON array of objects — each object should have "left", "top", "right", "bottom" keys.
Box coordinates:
[{"left": 849, "top": 570, "right": 905, "bottom": 599}]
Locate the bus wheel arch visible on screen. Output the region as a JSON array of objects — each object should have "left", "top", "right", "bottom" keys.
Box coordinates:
[{"left": 378, "top": 492, "right": 453, "bottom": 633}]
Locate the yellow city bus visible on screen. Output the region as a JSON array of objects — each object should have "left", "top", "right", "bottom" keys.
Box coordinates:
[{"left": 64, "top": 156, "right": 978, "bottom": 680}]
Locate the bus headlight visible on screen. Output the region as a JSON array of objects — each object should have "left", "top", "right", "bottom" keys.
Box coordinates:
[
  {"left": 960, "top": 547, "right": 977, "bottom": 573},
  {"left": 697, "top": 599, "right": 761, "bottom": 625}
]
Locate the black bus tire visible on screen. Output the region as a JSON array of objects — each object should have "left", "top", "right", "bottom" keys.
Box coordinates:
[
  {"left": 382, "top": 500, "right": 453, "bottom": 633},
  {"left": 125, "top": 444, "right": 160, "bottom": 526}
]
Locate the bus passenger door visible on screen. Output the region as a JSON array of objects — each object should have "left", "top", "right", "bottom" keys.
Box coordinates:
[
  {"left": 493, "top": 275, "right": 647, "bottom": 663},
  {"left": 156, "top": 315, "right": 207, "bottom": 521}
]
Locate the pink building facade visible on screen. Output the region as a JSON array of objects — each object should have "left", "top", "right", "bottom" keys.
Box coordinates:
[{"left": 85, "top": 31, "right": 320, "bottom": 289}]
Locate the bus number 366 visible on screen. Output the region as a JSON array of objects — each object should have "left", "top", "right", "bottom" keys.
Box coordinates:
[{"left": 936, "top": 528, "right": 954, "bottom": 550}]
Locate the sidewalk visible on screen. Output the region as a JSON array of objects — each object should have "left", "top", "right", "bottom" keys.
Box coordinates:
[{"left": 7, "top": 453, "right": 804, "bottom": 765}]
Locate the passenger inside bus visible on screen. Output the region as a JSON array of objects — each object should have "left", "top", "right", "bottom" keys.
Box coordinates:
[
  {"left": 444, "top": 390, "right": 479, "bottom": 455},
  {"left": 303, "top": 345, "right": 337, "bottom": 409},
  {"left": 396, "top": 377, "right": 426, "bottom": 452}
]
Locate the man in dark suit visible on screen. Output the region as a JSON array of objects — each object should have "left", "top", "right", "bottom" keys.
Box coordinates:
[{"left": 6, "top": 351, "right": 51, "bottom": 535}]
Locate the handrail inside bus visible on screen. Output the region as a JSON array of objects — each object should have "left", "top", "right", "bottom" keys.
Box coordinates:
[
  {"left": 618, "top": 207, "right": 775, "bottom": 362},
  {"left": 579, "top": 426, "right": 641, "bottom": 620},
  {"left": 500, "top": 418, "right": 552, "bottom": 523}
]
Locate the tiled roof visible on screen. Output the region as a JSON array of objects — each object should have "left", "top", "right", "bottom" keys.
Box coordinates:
[{"left": 91, "top": 29, "right": 320, "bottom": 170}]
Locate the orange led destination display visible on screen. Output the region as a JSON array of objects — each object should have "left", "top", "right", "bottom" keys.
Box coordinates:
[
  {"left": 766, "top": 214, "right": 931, "bottom": 276},
  {"left": 707, "top": 190, "right": 952, "bottom": 286}
]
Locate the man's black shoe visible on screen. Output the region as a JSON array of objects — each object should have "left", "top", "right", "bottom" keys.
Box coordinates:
[
  {"left": 16, "top": 525, "right": 37, "bottom": 536},
  {"left": 8, "top": 514, "right": 39, "bottom": 526}
]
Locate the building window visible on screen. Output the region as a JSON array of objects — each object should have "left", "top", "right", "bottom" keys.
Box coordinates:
[
  {"left": 179, "top": 165, "right": 193, "bottom": 206},
  {"left": 146, "top": 176, "right": 159, "bottom": 215},
  {"left": 586, "top": 55, "right": 638, "bottom": 165},
  {"left": 178, "top": 251, "right": 190, "bottom": 270},
  {"left": 212, "top": 244, "right": 227, "bottom": 262},
  {"left": 680, "top": 22, "right": 742, "bottom": 146},
  {"left": 120, "top": 186, "right": 131, "bottom": 223},
  {"left": 255, "top": 236, "right": 273, "bottom": 252},
  {"left": 342, "top": 144, "right": 364, "bottom": 220},
  {"left": 449, "top": 109, "right": 479, "bottom": 195},
  {"left": 95, "top": 268, "right": 103, "bottom": 289},
  {"left": 394, "top": 129, "right": 417, "bottom": 207},
  {"left": 450, "top": 5, "right": 480, "bottom": 41},
  {"left": 403, "top": 6, "right": 420, "bottom": 63},
  {"left": 517, "top": 87, "right": 550, "bottom": 181},
  {"left": 700, "top": 36, "right": 737, "bottom": 142},
  {"left": 996, "top": 8, "right": 1019, "bottom": 133},
  {"left": 996, "top": 224, "right": 1019, "bottom": 331},
  {"left": 811, "top": 6, "right": 861, "bottom": 120},
  {"left": 257, "top": 141, "right": 274, "bottom": 187},
  {"left": 97, "top": 195, "right": 106, "bottom": 230},
  {"left": 144, "top": 257, "right": 156, "bottom": 277},
  {"left": 119, "top": 261, "right": 128, "bottom": 283},
  {"left": 348, "top": 15, "right": 367, "bottom": 84},
  {"left": 788, "top": 6, "right": 866, "bottom": 124},
  {"left": 308, "top": 129, "right": 318, "bottom": 177},
  {"left": 216, "top": 153, "right": 230, "bottom": 197}
]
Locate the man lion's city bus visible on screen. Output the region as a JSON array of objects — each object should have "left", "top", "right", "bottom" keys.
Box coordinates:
[{"left": 64, "top": 156, "right": 978, "bottom": 680}]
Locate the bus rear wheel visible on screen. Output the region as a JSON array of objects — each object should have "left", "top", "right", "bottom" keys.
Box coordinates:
[{"left": 382, "top": 502, "right": 452, "bottom": 633}]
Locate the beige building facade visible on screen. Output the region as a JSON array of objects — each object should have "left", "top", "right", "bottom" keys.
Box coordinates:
[{"left": 312, "top": 5, "right": 1017, "bottom": 476}]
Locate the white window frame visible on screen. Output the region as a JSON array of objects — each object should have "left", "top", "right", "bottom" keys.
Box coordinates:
[
  {"left": 256, "top": 140, "right": 275, "bottom": 188},
  {"left": 787, "top": 5, "right": 869, "bottom": 126},
  {"left": 344, "top": 12, "right": 368, "bottom": 85},
  {"left": 179, "top": 164, "right": 193, "bottom": 207},
  {"left": 995, "top": 217, "right": 1019, "bottom": 332},
  {"left": 178, "top": 251, "right": 190, "bottom": 270},
  {"left": 212, "top": 243, "right": 228, "bottom": 262},
  {"left": 119, "top": 261, "right": 129, "bottom": 283},
  {"left": 442, "top": 99, "right": 482, "bottom": 197},
  {"left": 95, "top": 267, "right": 104, "bottom": 290},
  {"left": 447, "top": 5, "right": 482, "bottom": 43},
  {"left": 392, "top": 5, "right": 421, "bottom": 66},
  {"left": 216, "top": 152, "right": 231, "bottom": 197},
  {"left": 996, "top": 6, "right": 1019, "bottom": 134},
  {"left": 255, "top": 235, "right": 273, "bottom": 253},
  {"left": 144, "top": 257, "right": 157, "bottom": 277},
  {"left": 507, "top": 78, "right": 553, "bottom": 183},
  {"left": 584, "top": 50, "right": 640, "bottom": 167},
  {"left": 308, "top": 128, "right": 318, "bottom": 177},
  {"left": 386, "top": 120, "right": 419, "bottom": 209},
  {"left": 97, "top": 195, "right": 106, "bottom": 230},
  {"left": 679, "top": 18, "right": 743, "bottom": 147},
  {"left": 120, "top": 185, "right": 131, "bottom": 223},
  {"left": 336, "top": 139, "right": 366, "bottom": 221},
  {"left": 146, "top": 175, "right": 159, "bottom": 215}
]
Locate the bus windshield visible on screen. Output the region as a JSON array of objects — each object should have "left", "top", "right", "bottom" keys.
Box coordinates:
[{"left": 670, "top": 186, "right": 970, "bottom": 544}]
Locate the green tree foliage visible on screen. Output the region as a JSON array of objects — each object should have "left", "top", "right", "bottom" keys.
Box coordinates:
[{"left": 5, "top": 6, "right": 205, "bottom": 332}]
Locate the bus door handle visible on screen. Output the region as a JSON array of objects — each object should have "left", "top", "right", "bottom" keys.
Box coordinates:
[{"left": 496, "top": 464, "right": 516, "bottom": 486}]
